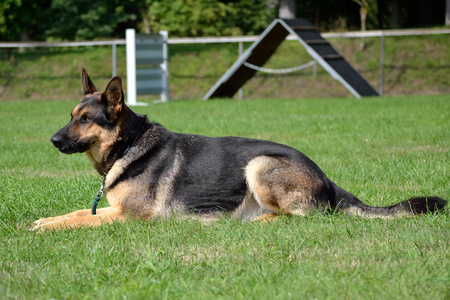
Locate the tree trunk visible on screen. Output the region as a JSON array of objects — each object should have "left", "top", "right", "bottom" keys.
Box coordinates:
[
  {"left": 360, "top": 6, "right": 367, "bottom": 50},
  {"left": 19, "top": 30, "right": 29, "bottom": 53},
  {"left": 391, "top": 0, "right": 401, "bottom": 28},
  {"left": 279, "top": 0, "right": 296, "bottom": 19},
  {"left": 141, "top": 9, "right": 151, "bottom": 34},
  {"left": 314, "top": 4, "right": 321, "bottom": 27},
  {"left": 446, "top": 0, "right": 450, "bottom": 26},
  {"left": 352, "top": 0, "right": 369, "bottom": 50}
]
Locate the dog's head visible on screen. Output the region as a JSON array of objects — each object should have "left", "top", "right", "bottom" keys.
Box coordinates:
[{"left": 50, "top": 68, "right": 124, "bottom": 155}]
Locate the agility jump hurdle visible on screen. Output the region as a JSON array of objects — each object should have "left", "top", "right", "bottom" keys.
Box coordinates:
[{"left": 126, "top": 29, "right": 169, "bottom": 105}]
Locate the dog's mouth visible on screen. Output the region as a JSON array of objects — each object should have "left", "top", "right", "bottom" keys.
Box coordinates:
[
  {"left": 51, "top": 135, "right": 92, "bottom": 154},
  {"left": 56, "top": 141, "right": 82, "bottom": 154}
]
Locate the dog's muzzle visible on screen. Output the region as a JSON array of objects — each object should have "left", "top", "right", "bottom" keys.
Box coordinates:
[
  {"left": 50, "top": 134, "right": 63, "bottom": 149},
  {"left": 50, "top": 133, "right": 80, "bottom": 154}
]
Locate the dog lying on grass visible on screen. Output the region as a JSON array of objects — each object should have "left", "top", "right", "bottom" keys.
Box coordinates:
[{"left": 32, "top": 69, "right": 447, "bottom": 230}]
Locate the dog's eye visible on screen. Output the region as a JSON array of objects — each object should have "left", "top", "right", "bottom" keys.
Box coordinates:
[{"left": 80, "top": 115, "right": 92, "bottom": 123}]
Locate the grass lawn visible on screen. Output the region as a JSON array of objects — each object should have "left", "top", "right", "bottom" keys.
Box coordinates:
[{"left": 0, "top": 95, "right": 449, "bottom": 299}]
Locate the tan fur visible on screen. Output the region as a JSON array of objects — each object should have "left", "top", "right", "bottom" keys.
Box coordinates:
[
  {"left": 252, "top": 213, "right": 281, "bottom": 223},
  {"left": 151, "top": 148, "right": 183, "bottom": 218},
  {"left": 103, "top": 148, "right": 184, "bottom": 220},
  {"left": 85, "top": 124, "right": 120, "bottom": 170},
  {"left": 32, "top": 207, "right": 125, "bottom": 231},
  {"left": 104, "top": 159, "right": 127, "bottom": 189},
  {"left": 104, "top": 181, "right": 128, "bottom": 214},
  {"left": 245, "top": 156, "right": 326, "bottom": 217},
  {"left": 341, "top": 206, "right": 412, "bottom": 219},
  {"left": 104, "top": 160, "right": 155, "bottom": 219},
  {"left": 232, "top": 189, "right": 274, "bottom": 222},
  {"left": 65, "top": 101, "right": 122, "bottom": 171}
]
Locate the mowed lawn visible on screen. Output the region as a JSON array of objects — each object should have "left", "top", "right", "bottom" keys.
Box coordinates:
[{"left": 0, "top": 95, "right": 449, "bottom": 299}]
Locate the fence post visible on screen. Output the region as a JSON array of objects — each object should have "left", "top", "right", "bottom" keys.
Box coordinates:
[
  {"left": 238, "top": 41, "right": 243, "bottom": 100},
  {"left": 126, "top": 29, "right": 137, "bottom": 105},
  {"left": 112, "top": 43, "right": 117, "bottom": 77},
  {"left": 380, "top": 35, "right": 384, "bottom": 96},
  {"left": 313, "top": 61, "right": 317, "bottom": 78},
  {"left": 160, "top": 30, "right": 169, "bottom": 103}
]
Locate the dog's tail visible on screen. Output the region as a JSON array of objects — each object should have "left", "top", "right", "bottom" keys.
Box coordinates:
[{"left": 332, "top": 183, "right": 447, "bottom": 218}]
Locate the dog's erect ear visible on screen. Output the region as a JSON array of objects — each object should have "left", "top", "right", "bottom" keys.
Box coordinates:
[
  {"left": 81, "top": 68, "right": 98, "bottom": 95},
  {"left": 103, "top": 76, "right": 124, "bottom": 118}
]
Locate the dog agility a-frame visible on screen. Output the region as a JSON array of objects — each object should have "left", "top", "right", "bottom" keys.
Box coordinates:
[{"left": 203, "top": 18, "right": 379, "bottom": 100}]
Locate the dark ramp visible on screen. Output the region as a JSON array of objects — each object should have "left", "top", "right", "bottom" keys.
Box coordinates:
[{"left": 204, "top": 18, "right": 379, "bottom": 100}]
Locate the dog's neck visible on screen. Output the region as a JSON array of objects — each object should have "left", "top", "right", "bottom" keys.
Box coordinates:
[{"left": 85, "top": 105, "right": 147, "bottom": 175}]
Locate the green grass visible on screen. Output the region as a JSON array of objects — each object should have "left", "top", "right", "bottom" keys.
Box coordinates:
[{"left": 0, "top": 95, "right": 449, "bottom": 299}]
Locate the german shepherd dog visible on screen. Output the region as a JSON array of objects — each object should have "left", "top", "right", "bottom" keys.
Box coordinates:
[{"left": 32, "top": 69, "right": 447, "bottom": 230}]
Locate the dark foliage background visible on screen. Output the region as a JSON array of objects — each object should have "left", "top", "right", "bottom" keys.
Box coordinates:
[{"left": 0, "top": 0, "right": 447, "bottom": 41}]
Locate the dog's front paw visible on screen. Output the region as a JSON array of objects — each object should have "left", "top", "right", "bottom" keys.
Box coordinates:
[
  {"left": 31, "top": 219, "right": 47, "bottom": 232},
  {"left": 33, "top": 218, "right": 46, "bottom": 227},
  {"left": 31, "top": 217, "right": 58, "bottom": 232}
]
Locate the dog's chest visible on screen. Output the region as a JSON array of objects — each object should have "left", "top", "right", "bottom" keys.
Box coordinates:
[
  {"left": 102, "top": 153, "right": 181, "bottom": 219},
  {"left": 103, "top": 159, "right": 128, "bottom": 211}
]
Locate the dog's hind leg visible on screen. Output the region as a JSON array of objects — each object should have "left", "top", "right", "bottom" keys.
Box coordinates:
[
  {"left": 32, "top": 207, "right": 125, "bottom": 231},
  {"left": 245, "top": 156, "right": 331, "bottom": 219}
]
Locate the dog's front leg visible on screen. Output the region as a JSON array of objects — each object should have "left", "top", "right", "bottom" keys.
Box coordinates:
[{"left": 32, "top": 207, "right": 125, "bottom": 231}]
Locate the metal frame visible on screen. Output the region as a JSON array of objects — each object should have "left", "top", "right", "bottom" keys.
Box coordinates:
[{"left": 203, "top": 18, "right": 380, "bottom": 100}]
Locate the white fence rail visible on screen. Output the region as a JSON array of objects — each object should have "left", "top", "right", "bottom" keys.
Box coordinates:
[{"left": 1, "top": 28, "right": 448, "bottom": 48}]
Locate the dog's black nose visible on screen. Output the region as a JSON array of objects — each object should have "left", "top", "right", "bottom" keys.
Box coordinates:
[{"left": 50, "top": 134, "right": 63, "bottom": 148}]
